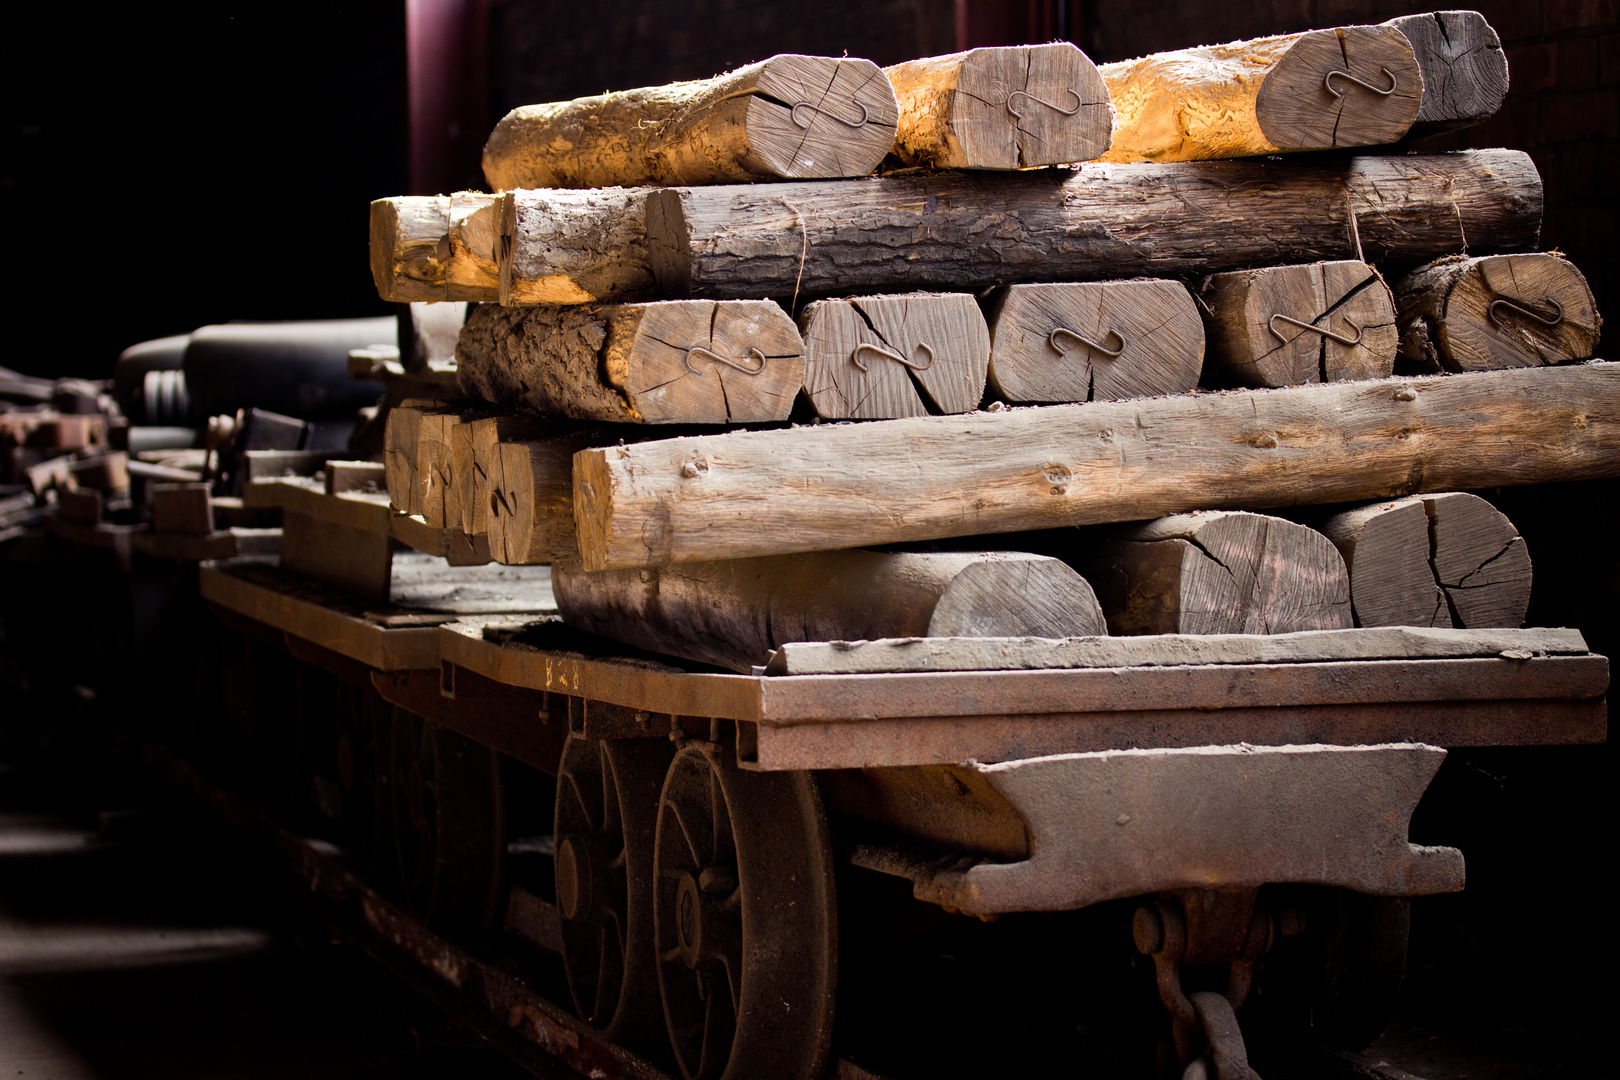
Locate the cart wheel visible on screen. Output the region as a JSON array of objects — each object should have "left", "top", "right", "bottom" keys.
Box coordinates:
[
  {"left": 654, "top": 741, "right": 836, "bottom": 1080},
  {"left": 389, "top": 707, "right": 505, "bottom": 930},
  {"left": 555, "top": 734, "right": 672, "bottom": 1042}
]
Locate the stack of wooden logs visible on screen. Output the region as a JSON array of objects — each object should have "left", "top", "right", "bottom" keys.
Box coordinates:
[{"left": 371, "top": 11, "right": 1610, "bottom": 673}]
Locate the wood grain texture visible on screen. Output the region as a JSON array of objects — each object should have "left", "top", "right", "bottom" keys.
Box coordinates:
[
  {"left": 369, "top": 193, "right": 502, "bottom": 303},
  {"left": 485, "top": 436, "right": 600, "bottom": 565},
  {"left": 454, "top": 414, "right": 549, "bottom": 536},
  {"left": 1099, "top": 25, "right": 1422, "bottom": 163},
  {"left": 646, "top": 151, "right": 1542, "bottom": 301},
  {"left": 1424, "top": 491, "right": 1531, "bottom": 628},
  {"left": 457, "top": 300, "right": 803, "bottom": 423},
  {"left": 1200, "top": 260, "right": 1397, "bottom": 387},
  {"left": 482, "top": 55, "right": 899, "bottom": 189},
  {"left": 1395, "top": 253, "right": 1601, "bottom": 373},
  {"left": 1065, "top": 511, "right": 1351, "bottom": 635},
  {"left": 553, "top": 550, "right": 1106, "bottom": 673},
  {"left": 885, "top": 43, "right": 1113, "bottom": 169},
  {"left": 500, "top": 187, "right": 657, "bottom": 306},
  {"left": 800, "top": 292, "right": 990, "bottom": 419},
  {"left": 1385, "top": 10, "right": 1509, "bottom": 135},
  {"left": 986, "top": 280, "right": 1204, "bottom": 403},
  {"left": 1318, "top": 498, "right": 1451, "bottom": 628},
  {"left": 571, "top": 362, "right": 1620, "bottom": 571}
]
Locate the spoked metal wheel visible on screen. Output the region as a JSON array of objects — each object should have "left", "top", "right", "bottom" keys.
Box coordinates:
[
  {"left": 654, "top": 741, "right": 836, "bottom": 1080},
  {"left": 555, "top": 734, "right": 672, "bottom": 1042},
  {"left": 389, "top": 706, "right": 505, "bottom": 931}
]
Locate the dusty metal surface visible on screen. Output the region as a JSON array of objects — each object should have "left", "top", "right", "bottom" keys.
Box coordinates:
[{"left": 854, "top": 744, "right": 1463, "bottom": 916}]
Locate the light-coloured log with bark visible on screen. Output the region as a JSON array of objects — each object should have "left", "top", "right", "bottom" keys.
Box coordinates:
[
  {"left": 646, "top": 151, "right": 1542, "bottom": 300},
  {"left": 884, "top": 43, "right": 1113, "bottom": 169},
  {"left": 571, "top": 362, "right": 1620, "bottom": 571},
  {"left": 369, "top": 193, "right": 502, "bottom": 303},
  {"left": 1317, "top": 491, "right": 1531, "bottom": 629},
  {"left": 799, "top": 293, "right": 988, "bottom": 419},
  {"left": 986, "top": 280, "right": 1204, "bottom": 403},
  {"left": 1385, "top": 11, "right": 1509, "bottom": 136},
  {"left": 1394, "top": 253, "right": 1601, "bottom": 374},
  {"left": 457, "top": 300, "right": 804, "bottom": 424},
  {"left": 1065, "top": 511, "right": 1351, "bottom": 635},
  {"left": 500, "top": 187, "right": 657, "bottom": 306},
  {"left": 553, "top": 550, "right": 1108, "bottom": 673},
  {"left": 1199, "top": 261, "right": 1397, "bottom": 388},
  {"left": 482, "top": 55, "right": 899, "bottom": 190},
  {"left": 1098, "top": 24, "right": 1423, "bottom": 163}
]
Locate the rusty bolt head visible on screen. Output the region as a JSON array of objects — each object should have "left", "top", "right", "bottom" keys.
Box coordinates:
[{"left": 1133, "top": 904, "right": 1165, "bottom": 955}]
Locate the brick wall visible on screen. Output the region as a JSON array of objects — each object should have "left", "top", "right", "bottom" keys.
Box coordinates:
[{"left": 1082, "top": 0, "right": 1620, "bottom": 357}]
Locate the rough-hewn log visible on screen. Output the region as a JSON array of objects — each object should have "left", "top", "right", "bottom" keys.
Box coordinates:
[
  {"left": 1098, "top": 25, "right": 1422, "bottom": 164},
  {"left": 486, "top": 437, "right": 598, "bottom": 565},
  {"left": 1394, "top": 253, "right": 1601, "bottom": 373},
  {"left": 1200, "top": 261, "right": 1397, "bottom": 388},
  {"left": 384, "top": 400, "right": 475, "bottom": 516},
  {"left": 1316, "top": 491, "right": 1531, "bottom": 629},
  {"left": 1385, "top": 11, "right": 1509, "bottom": 136},
  {"left": 553, "top": 550, "right": 1107, "bottom": 673},
  {"left": 986, "top": 280, "right": 1204, "bottom": 403},
  {"left": 571, "top": 362, "right": 1620, "bottom": 571},
  {"left": 1064, "top": 511, "right": 1351, "bottom": 635},
  {"left": 646, "top": 151, "right": 1541, "bottom": 301},
  {"left": 453, "top": 414, "right": 548, "bottom": 537},
  {"left": 800, "top": 292, "right": 988, "bottom": 419},
  {"left": 457, "top": 300, "right": 804, "bottom": 424},
  {"left": 369, "top": 193, "right": 502, "bottom": 303},
  {"left": 500, "top": 187, "right": 657, "bottom": 306},
  {"left": 482, "top": 55, "right": 899, "bottom": 190},
  {"left": 885, "top": 43, "right": 1113, "bottom": 170}
]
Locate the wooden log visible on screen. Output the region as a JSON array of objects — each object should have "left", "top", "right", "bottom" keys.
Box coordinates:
[
  {"left": 453, "top": 414, "right": 549, "bottom": 537},
  {"left": 1385, "top": 11, "right": 1509, "bottom": 136},
  {"left": 1064, "top": 512, "right": 1351, "bottom": 635},
  {"left": 483, "top": 55, "right": 899, "bottom": 189},
  {"left": 552, "top": 550, "right": 1108, "bottom": 673},
  {"left": 646, "top": 151, "right": 1542, "bottom": 301},
  {"left": 500, "top": 187, "right": 657, "bottom": 306},
  {"left": 151, "top": 482, "right": 214, "bottom": 535},
  {"left": 398, "top": 301, "right": 467, "bottom": 375},
  {"left": 884, "top": 43, "right": 1113, "bottom": 170},
  {"left": 986, "top": 280, "right": 1204, "bottom": 404},
  {"left": 485, "top": 434, "right": 609, "bottom": 565},
  {"left": 1423, "top": 491, "right": 1531, "bottom": 629},
  {"left": 799, "top": 293, "right": 989, "bottom": 419},
  {"left": 1098, "top": 24, "right": 1422, "bottom": 163},
  {"left": 325, "top": 460, "right": 386, "bottom": 495},
  {"left": 66, "top": 452, "right": 130, "bottom": 494},
  {"left": 1394, "top": 253, "right": 1602, "bottom": 374},
  {"left": 571, "top": 362, "right": 1620, "bottom": 571},
  {"left": 1317, "top": 499, "right": 1450, "bottom": 628},
  {"left": 1199, "top": 261, "right": 1397, "bottom": 388},
  {"left": 458, "top": 300, "right": 804, "bottom": 424},
  {"left": 369, "top": 193, "right": 502, "bottom": 303},
  {"left": 384, "top": 400, "right": 474, "bottom": 516}
]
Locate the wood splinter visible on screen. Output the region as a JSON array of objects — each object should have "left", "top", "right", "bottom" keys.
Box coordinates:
[
  {"left": 987, "top": 280, "right": 1204, "bottom": 404},
  {"left": 1099, "top": 24, "right": 1423, "bottom": 163},
  {"left": 1062, "top": 511, "right": 1352, "bottom": 636},
  {"left": 1199, "top": 260, "right": 1397, "bottom": 388},
  {"left": 800, "top": 292, "right": 990, "bottom": 419},
  {"left": 457, "top": 300, "right": 805, "bottom": 424},
  {"left": 885, "top": 42, "right": 1113, "bottom": 169},
  {"left": 553, "top": 550, "right": 1109, "bottom": 674},
  {"left": 482, "top": 55, "right": 900, "bottom": 190},
  {"left": 1395, "top": 253, "right": 1601, "bottom": 374}
]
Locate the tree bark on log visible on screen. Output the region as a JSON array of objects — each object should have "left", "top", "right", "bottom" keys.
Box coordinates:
[
  {"left": 986, "top": 280, "right": 1204, "bottom": 404},
  {"left": 370, "top": 193, "right": 502, "bottom": 303},
  {"left": 457, "top": 300, "right": 805, "bottom": 424},
  {"left": 552, "top": 550, "right": 1108, "bottom": 673},
  {"left": 500, "top": 187, "right": 658, "bottom": 306},
  {"left": 884, "top": 43, "right": 1113, "bottom": 170},
  {"left": 1098, "top": 25, "right": 1422, "bottom": 164},
  {"left": 571, "top": 362, "right": 1620, "bottom": 571},
  {"left": 1394, "top": 253, "right": 1601, "bottom": 373},
  {"left": 1199, "top": 260, "right": 1397, "bottom": 388},
  {"left": 646, "top": 151, "right": 1542, "bottom": 301},
  {"left": 1385, "top": 11, "right": 1509, "bottom": 136},
  {"left": 1063, "top": 511, "right": 1352, "bottom": 635},
  {"left": 800, "top": 293, "right": 989, "bottom": 419},
  {"left": 481, "top": 55, "right": 899, "bottom": 190},
  {"left": 1317, "top": 491, "right": 1531, "bottom": 629}
]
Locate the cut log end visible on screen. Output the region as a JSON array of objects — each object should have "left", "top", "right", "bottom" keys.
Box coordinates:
[
  {"left": 371, "top": 197, "right": 448, "bottom": 304},
  {"left": 1256, "top": 25, "right": 1424, "bottom": 152},
  {"left": 742, "top": 55, "right": 899, "bottom": 180},
  {"left": 1425, "top": 492, "right": 1531, "bottom": 629},
  {"left": 1386, "top": 10, "right": 1509, "bottom": 133}
]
